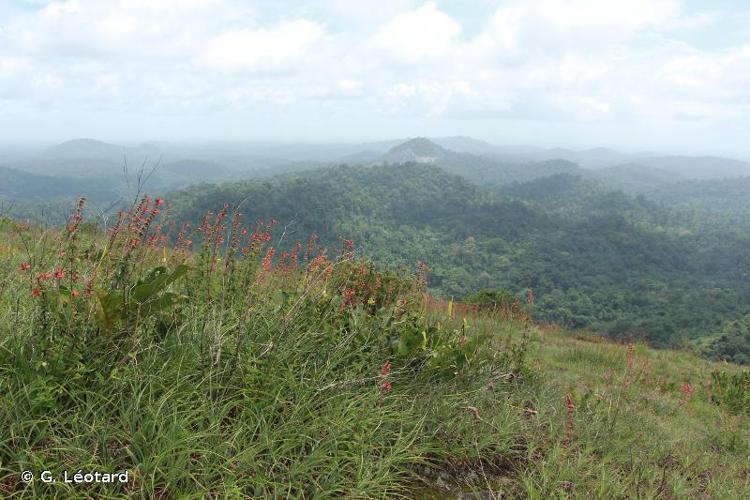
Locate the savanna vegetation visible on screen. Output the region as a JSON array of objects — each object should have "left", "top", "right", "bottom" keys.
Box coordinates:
[{"left": 1, "top": 199, "right": 749, "bottom": 498}]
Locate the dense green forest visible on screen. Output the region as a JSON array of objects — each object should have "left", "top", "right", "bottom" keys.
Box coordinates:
[{"left": 169, "top": 163, "right": 750, "bottom": 359}]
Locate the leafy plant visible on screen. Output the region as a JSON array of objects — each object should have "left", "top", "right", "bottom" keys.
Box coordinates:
[
  {"left": 96, "top": 264, "right": 188, "bottom": 335},
  {"left": 711, "top": 370, "right": 750, "bottom": 415}
]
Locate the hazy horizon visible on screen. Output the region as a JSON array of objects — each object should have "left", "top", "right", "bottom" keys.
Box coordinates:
[
  {"left": 2, "top": 0, "right": 750, "bottom": 157},
  {"left": 1, "top": 136, "right": 748, "bottom": 163}
]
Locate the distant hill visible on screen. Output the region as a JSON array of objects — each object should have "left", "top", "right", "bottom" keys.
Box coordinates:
[
  {"left": 16, "top": 137, "right": 750, "bottom": 183},
  {"left": 4, "top": 139, "right": 305, "bottom": 194},
  {"left": 10, "top": 139, "right": 158, "bottom": 178},
  {"left": 644, "top": 176, "right": 750, "bottom": 214},
  {"left": 636, "top": 156, "right": 750, "bottom": 180},
  {"left": 337, "top": 150, "right": 384, "bottom": 164},
  {"left": 0, "top": 165, "right": 118, "bottom": 200},
  {"left": 591, "top": 163, "right": 684, "bottom": 193},
  {"left": 406, "top": 140, "right": 648, "bottom": 168},
  {"left": 160, "top": 159, "right": 232, "bottom": 177},
  {"left": 436, "top": 143, "right": 750, "bottom": 178},
  {"left": 429, "top": 136, "right": 506, "bottom": 156},
  {"left": 379, "top": 138, "right": 588, "bottom": 189},
  {"left": 500, "top": 173, "right": 599, "bottom": 203},
  {"left": 42, "top": 138, "right": 129, "bottom": 160},
  {"left": 524, "top": 147, "right": 647, "bottom": 169},
  {"left": 147, "top": 160, "right": 241, "bottom": 190},
  {"left": 381, "top": 138, "right": 449, "bottom": 164}
]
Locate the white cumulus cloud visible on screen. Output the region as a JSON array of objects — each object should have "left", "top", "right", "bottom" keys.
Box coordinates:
[
  {"left": 199, "top": 20, "right": 325, "bottom": 73},
  {"left": 371, "top": 2, "right": 461, "bottom": 63}
]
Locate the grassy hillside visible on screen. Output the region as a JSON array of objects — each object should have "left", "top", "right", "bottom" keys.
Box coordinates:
[{"left": 0, "top": 207, "right": 748, "bottom": 498}]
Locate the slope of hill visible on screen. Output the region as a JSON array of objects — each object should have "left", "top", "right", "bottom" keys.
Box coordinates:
[
  {"left": 381, "top": 137, "right": 449, "bottom": 164},
  {"left": 443, "top": 155, "right": 587, "bottom": 189},
  {"left": 1, "top": 213, "right": 748, "bottom": 498},
  {"left": 646, "top": 176, "right": 750, "bottom": 209}
]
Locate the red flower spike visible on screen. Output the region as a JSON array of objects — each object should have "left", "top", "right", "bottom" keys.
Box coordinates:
[{"left": 381, "top": 360, "right": 392, "bottom": 377}]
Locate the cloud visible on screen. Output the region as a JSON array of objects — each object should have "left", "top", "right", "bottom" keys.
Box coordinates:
[
  {"left": 469, "top": 0, "right": 682, "bottom": 64},
  {"left": 0, "top": 0, "right": 749, "bottom": 153},
  {"left": 371, "top": 2, "right": 461, "bottom": 63},
  {"left": 199, "top": 20, "right": 325, "bottom": 73}
]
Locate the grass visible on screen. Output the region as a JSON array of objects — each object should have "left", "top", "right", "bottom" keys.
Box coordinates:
[{"left": 0, "top": 202, "right": 748, "bottom": 498}]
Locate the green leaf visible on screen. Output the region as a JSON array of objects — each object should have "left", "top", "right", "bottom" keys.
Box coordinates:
[
  {"left": 132, "top": 264, "right": 188, "bottom": 303},
  {"left": 96, "top": 291, "right": 123, "bottom": 334}
]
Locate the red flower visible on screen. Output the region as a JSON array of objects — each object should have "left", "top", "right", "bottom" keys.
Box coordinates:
[
  {"left": 54, "top": 267, "right": 65, "bottom": 280},
  {"left": 381, "top": 360, "right": 392, "bottom": 377},
  {"left": 155, "top": 198, "right": 165, "bottom": 206},
  {"left": 380, "top": 360, "right": 392, "bottom": 393},
  {"left": 31, "top": 288, "right": 42, "bottom": 297},
  {"left": 343, "top": 239, "right": 355, "bottom": 251},
  {"left": 679, "top": 382, "right": 694, "bottom": 406},
  {"left": 20, "top": 262, "right": 32, "bottom": 271},
  {"left": 342, "top": 288, "right": 357, "bottom": 306},
  {"left": 261, "top": 247, "right": 276, "bottom": 271}
]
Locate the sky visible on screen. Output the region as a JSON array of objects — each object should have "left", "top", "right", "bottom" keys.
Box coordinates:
[{"left": 1, "top": 0, "right": 749, "bottom": 155}]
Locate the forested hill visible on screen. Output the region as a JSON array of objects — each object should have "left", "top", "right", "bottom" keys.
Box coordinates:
[
  {"left": 0, "top": 165, "right": 118, "bottom": 201},
  {"left": 170, "top": 162, "right": 750, "bottom": 357},
  {"left": 645, "top": 176, "right": 750, "bottom": 215},
  {"left": 379, "top": 138, "right": 587, "bottom": 189}
]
